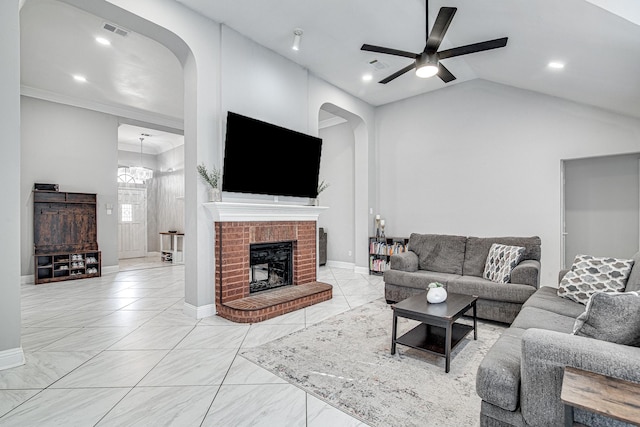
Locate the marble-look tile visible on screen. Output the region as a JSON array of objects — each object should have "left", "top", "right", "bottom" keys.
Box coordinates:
[
  {"left": 108, "top": 325, "right": 193, "bottom": 350},
  {"left": 139, "top": 348, "right": 236, "bottom": 386},
  {"left": 0, "top": 390, "right": 39, "bottom": 417},
  {"left": 0, "top": 388, "right": 129, "bottom": 427},
  {"left": 307, "top": 394, "right": 370, "bottom": 427},
  {"left": 201, "top": 384, "right": 306, "bottom": 427},
  {"left": 176, "top": 325, "right": 250, "bottom": 349},
  {"left": 344, "top": 293, "right": 384, "bottom": 308},
  {"left": 144, "top": 309, "right": 200, "bottom": 326},
  {"left": 86, "top": 310, "right": 161, "bottom": 328},
  {"left": 120, "top": 297, "right": 182, "bottom": 311},
  {"left": 0, "top": 351, "right": 97, "bottom": 389},
  {"left": 29, "top": 310, "right": 114, "bottom": 328},
  {"left": 197, "top": 314, "right": 240, "bottom": 326},
  {"left": 112, "top": 288, "right": 155, "bottom": 299},
  {"left": 75, "top": 298, "right": 140, "bottom": 311},
  {"left": 225, "top": 356, "right": 287, "bottom": 385},
  {"left": 96, "top": 386, "right": 218, "bottom": 427},
  {"left": 40, "top": 327, "right": 134, "bottom": 351},
  {"left": 20, "top": 327, "right": 79, "bottom": 351},
  {"left": 51, "top": 350, "right": 168, "bottom": 388},
  {"left": 305, "top": 301, "right": 351, "bottom": 326},
  {"left": 241, "top": 323, "right": 305, "bottom": 348}
]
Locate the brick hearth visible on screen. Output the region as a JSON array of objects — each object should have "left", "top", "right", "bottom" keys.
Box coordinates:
[{"left": 214, "top": 218, "right": 332, "bottom": 323}]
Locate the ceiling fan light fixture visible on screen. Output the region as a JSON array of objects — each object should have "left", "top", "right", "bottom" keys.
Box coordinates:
[{"left": 415, "top": 53, "right": 439, "bottom": 78}]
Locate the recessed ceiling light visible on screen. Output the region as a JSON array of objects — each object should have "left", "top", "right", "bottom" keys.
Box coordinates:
[
  {"left": 362, "top": 74, "right": 373, "bottom": 82},
  {"left": 95, "top": 37, "right": 111, "bottom": 46},
  {"left": 73, "top": 75, "right": 87, "bottom": 82},
  {"left": 548, "top": 61, "right": 565, "bottom": 69}
]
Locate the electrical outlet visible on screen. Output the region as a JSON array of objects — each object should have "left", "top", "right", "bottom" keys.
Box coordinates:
[{"left": 348, "top": 250, "right": 352, "bottom": 257}]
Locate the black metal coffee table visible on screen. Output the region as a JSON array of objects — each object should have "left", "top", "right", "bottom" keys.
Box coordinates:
[{"left": 391, "top": 292, "right": 478, "bottom": 373}]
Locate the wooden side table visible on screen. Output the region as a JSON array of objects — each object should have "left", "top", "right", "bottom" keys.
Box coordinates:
[{"left": 561, "top": 366, "right": 640, "bottom": 426}]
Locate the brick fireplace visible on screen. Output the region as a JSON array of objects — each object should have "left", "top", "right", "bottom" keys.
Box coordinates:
[{"left": 206, "top": 202, "right": 332, "bottom": 323}]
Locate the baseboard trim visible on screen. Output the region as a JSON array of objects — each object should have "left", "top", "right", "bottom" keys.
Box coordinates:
[
  {"left": 183, "top": 302, "right": 216, "bottom": 319},
  {"left": 326, "top": 260, "right": 355, "bottom": 271},
  {"left": 21, "top": 274, "right": 34, "bottom": 285},
  {"left": 353, "top": 265, "right": 370, "bottom": 275},
  {"left": 102, "top": 265, "right": 119, "bottom": 275},
  {"left": 0, "top": 347, "right": 25, "bottom": 371}
]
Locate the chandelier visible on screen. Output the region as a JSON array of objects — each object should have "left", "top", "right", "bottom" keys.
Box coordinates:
[{"left": 128, "top": 136, "right": 153, "bottom": 182}]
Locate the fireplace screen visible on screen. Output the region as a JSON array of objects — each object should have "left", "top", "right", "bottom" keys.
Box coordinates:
[{"left": 249, "top": 241, "right": 293, "bottom": 293}]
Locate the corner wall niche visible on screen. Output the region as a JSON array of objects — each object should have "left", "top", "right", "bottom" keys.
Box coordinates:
[{"left": 206, "top": 202, "right": 331, "bottom": 323}]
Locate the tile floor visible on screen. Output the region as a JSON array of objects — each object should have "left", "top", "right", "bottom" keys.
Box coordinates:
[{"left": 1, "top": 264, "right": 384, "bottom": 426}]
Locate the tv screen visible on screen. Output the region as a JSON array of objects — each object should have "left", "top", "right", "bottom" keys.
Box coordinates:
[{"left": 222, "top": 111, "right": 323, "bottom": 199}]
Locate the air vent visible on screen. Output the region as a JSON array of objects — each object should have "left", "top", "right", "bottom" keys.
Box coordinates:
[
  {"left": 369, "top": 59, "right": 389, "bottom": 70},
  {"left": 102, "top": 22, "right": 129, "bottom": 37}
]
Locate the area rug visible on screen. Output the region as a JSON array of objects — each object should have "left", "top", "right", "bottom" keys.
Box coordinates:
[{"left": 240, "top": 298, "right": 506, "bottom": 427}]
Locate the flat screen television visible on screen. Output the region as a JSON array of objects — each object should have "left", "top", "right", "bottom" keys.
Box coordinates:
[{"left": 222, "top": 111, "right": 323, "bottom": 199}]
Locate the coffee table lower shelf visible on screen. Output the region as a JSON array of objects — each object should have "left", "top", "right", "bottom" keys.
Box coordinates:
[{"left": 395, "top": 323, "right": 473, "bottom": 356}]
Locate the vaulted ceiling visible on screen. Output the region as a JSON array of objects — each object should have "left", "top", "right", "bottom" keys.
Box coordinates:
[{"left": 20, "top": 0, "right": 640, "bottom": 127}]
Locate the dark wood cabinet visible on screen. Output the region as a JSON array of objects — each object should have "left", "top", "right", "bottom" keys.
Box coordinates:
[{"left": 33, "top": 190, "right": 101, "bottom": 284}]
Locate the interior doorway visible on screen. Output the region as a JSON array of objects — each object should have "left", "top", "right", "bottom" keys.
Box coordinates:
[
  {"left": 562, "top": 153, "right": 640, "bottom": 268},
  {"left": 118, "top": 187, "right": 147, "bottom": 259}
]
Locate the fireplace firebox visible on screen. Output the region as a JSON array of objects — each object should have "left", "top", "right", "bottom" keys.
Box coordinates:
[{"left": 249, "top": 241, "right": 293, "bottom": 293}]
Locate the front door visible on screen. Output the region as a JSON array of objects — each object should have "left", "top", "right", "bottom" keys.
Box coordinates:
[{"left": 118, "top": 187, "right": 147, "bottom": 259}]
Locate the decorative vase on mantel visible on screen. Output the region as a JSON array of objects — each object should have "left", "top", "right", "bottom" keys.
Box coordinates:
[
  {"left": 426, "top": 282, "right": 447, "bottom": 304},
  {"left": 208, "top": 187, "right": 221, "bottom": 202}
]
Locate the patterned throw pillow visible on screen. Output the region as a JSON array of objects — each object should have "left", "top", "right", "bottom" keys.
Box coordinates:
[
  {"left": 558, "top": 254, "right": 634, "bottom": 305},
  {"left": 483, "top": 243, "right": 526, "bottom": 283},
  {"left": 572, "top": 291, "right": 640, "bottom": 346}
]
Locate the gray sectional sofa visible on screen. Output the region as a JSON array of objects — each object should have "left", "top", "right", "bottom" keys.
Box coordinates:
[
  {"left": 477, "top": 253, "right": 640, "bottom": 427},
  {"left": 383, "top": 233, "right": 542, "bottom": 323}
]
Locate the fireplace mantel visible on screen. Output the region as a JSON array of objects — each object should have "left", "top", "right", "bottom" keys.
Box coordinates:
[{"left": 204, "top": 201, "right": 328, "bottom": 222}]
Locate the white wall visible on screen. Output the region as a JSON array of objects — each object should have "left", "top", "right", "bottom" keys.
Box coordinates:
[
  {"left": 21, "top": 96, "right": 119, "bottom": 275},
  {"left": 564, "top": 153, "right": 640, "bottom": 263},
  {"left": 376, "top": 79, "right": 640, "bottom": 285},
  {"left": 151, "top": 145, "right": 185, "bottom": 251},
  {"left": 318, "top": 122, "right": 355, "bottom": 264},
  {"left": 221, "top": 26, "right": 308, "bottom": 136},
  {"left": 0, "top": 0, "right": 23, "bottom": 369}
]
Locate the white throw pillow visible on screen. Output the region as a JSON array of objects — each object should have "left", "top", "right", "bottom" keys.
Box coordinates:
[
  {"left": 483, "top": 243, "right": 525, "bottom": 284},
  {"left": 558, "top": 254, "right": 634, "bottom": 305}
]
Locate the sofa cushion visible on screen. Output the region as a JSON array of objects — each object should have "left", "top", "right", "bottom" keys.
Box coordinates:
[
  {"left": 572, "top": 291, "right": 640, "bottom": 346},
  {"left": 476, "top": 327, "right": 526, "bottom": 412},
  {"left": 408, "top": 233, "right": 467, "bottom": 275},
  {"left": 522, "top": 286, "right": 585, "bottom": 318},
  {"left": 448, "top": 276, "right": 536, "bottom": 304},
  {"left": 383, "top": 269, "right": 461, "bottom": 291},
  {"left": 510, "top": 306, "right": 576, "bottom": 333},
  {"left": 483, "top": 244, "right": 526, "bottom": 283},
  {"left": 463, "top": 236, "right": 541, "bottom": 277},
  {"left": 557, "top": 254, "right": 634, "bottom": 305}
]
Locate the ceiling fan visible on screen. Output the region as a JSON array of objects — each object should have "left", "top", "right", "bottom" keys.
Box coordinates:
[{"left": 361, "top": 1, "right": 508, "bottom": 84}]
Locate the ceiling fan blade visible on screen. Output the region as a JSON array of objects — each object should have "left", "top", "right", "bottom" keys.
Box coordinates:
[
  {"left": 437, "top": 37, "right": 508, "bottom": 60},
  {"left": 361, "top": 44, "right": 417, "bottom": 59},
  {"left": 437, "top": 63, "right": 456, "bottom": 83},
  {"left": 379, "top": 63, "right": 416, "bottom": 84},
  {"left": 426, "top": 7, "right": 457, "bottom": 52}
]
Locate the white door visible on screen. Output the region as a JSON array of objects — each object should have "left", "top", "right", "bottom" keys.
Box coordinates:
[{"left": 118, "top": 187, "right": 147, "bottom": 259}]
